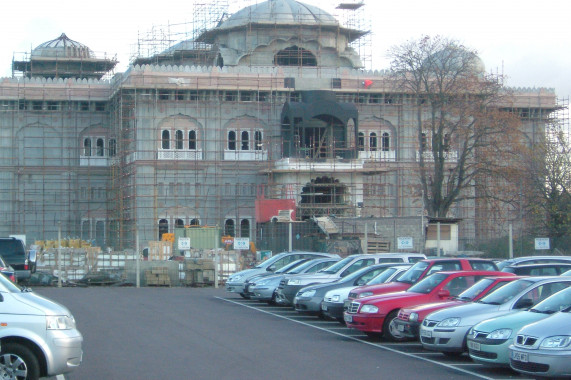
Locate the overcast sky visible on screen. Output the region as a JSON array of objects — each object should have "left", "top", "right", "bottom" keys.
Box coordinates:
[{"left": 1, "top": 0, "right": 570, "bottom": 100}]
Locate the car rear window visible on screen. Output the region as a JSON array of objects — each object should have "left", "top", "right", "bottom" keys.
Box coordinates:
[
  {"left": 469, "top": 260, "right": 498, "bottom": 271},
  {"left": 0, "top": 240, "right": 26, "bottom": 261}
]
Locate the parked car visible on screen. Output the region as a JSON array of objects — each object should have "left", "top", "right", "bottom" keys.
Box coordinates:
[
  {"left": 347, "top": 258, "right": 499, "bottom": 301},
  {"left": 243, "top": 258, "right": 311, "bottom": 297},
  {"left": 276, "top": 253, "right": 426, "bottom": 306},
  {"left": 225, "top": 251, "right": 339, "bottom": 298},
  {"left": 420, "top": 276, "right": 571, "bottom": 356},
  {"left": 293, "top": 263, "right": 400, "bottom": 317},
  {"left": 0, "top": 237, "right": 36, "bottom": 282},
  {"left": 249, "top": 258, "right": 340, "bottom": 304},
  {"left": 393, "top": 274, "right": 518, "bottom": 340},
  {"left": 321, "top": 264, "right": 412, "bottom": 322},
  {"left": 0, "top": 253, "right": 17, "bottom": 283},
  {"left": 0, "top": 268, "right": 83, "bottom": 379},
  {"left": 497, "top": 255, "right": 571, "bottom": 270},
  {"left": 502, "top": 263, "right": 571, "bottom": 276},
  {"left": 344, "top": 270, "right": 507, "bottom": 341},
  {"left": 467, "top": 285, "right": 571, "bottom": 367},
  {"left": 509, "top": 307, "right": 571, "bottom": 378}
]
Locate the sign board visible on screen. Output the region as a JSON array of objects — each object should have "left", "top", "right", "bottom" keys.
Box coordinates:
[
  {"left": 397, "top": 237, "right": 414, "bottom": 250},
  {"left": 535, "top": 238, "right": 550, "bottom": 250},
  {"left": 233, "top": 237, "right": 250, "bottom": 250},
  {"left": 178, "top": 237, "right": 191, "bottom": 250}
]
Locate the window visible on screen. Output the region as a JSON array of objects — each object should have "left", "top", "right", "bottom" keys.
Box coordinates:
[
  {"left": 381, "top": 132, "right": 390, "bottom": 152},
  {"left": 83, "top": 138, "right": 92, "bottom": 156},
  {"left": 228, "top": 131, "right": 236, "bottom": 150},
  {"left": 358, "top": 132, "right": 365, "bottom": 151},
  {"left": 190, "top": 219, "right": 200, "bottom": 226},
  {"left": 274, "top": 46, "right": 317, "bottom": 66},
  {"left": 80, "top": 102, "right": 89, "bottom": 111},
  {"left": 444, "top": 134, "right": 450, "bottom": 152},
  {"left": 32, "top": 101, "right": 43, "bottom": 110},
  {"left": 175, "top": 219, "right": 184, "bottom": 228},
  {"left": 158, "top": 219, "right": 169, "bottom": 240},
  {"left": 108, "top": 139, "right": 116, "bottom": 157},
  {"left": 189, "top": 130, "right": 197, "bottom": 150},
  {"left": 95, "top": 102, "right": 105, "bottom": 111},
  {"left": 421, "top": 133, "right": 427, "bottom": 150},
  {"left": 240, "top": 219, "right": 250, "bottom": 238},
  {"left": 225, "top": 219, "right": 235, "bottom": 237},
  {"left": 241, "top": 131, "right": 249, "bottom": 150},
  {"left": 369, "top": 133, "right": 377, "bottom": 151},
  {"left": 175, "top": 130, "right": 184, "bottom": 150},
  {"left": 158, "top": 90, "right": 169, "bottom": 100},
  {"left": 162, "top": 130, "right": 170, "bottom": 149},
  {"left": 96, "top": 138, "right": 104, "bottom": 157},
  {"left": 47, "top": 101, "right": 59, "bottom": 111},
  {"left": 254, "top": 131, "right": 262, "bottom": 151}
]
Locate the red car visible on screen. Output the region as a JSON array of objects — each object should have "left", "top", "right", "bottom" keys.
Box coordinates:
[
  {"left": 346, "top": 258, "right": 499, "bottom": 302},
  {"left": 392, "top": 274, "right": 519, "bottom": 340},
  {"left": 344, "top": 270, "right": 507, "bottom": 341}
]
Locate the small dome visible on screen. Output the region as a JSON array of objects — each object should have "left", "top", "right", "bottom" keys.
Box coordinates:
[
  {"left": 219, "top": 0, "right": 338, "bottom": 30},
  {"left": 31, "top": 33, "right": 94, "bottom": 59},
  {"left": 425, "top": 47, "right": 485, "bottom": 75}
]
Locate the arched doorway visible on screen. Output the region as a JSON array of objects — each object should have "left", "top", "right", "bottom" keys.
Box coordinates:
[{"left": 299, "top": 176, "right": 349, "bottom": 219}]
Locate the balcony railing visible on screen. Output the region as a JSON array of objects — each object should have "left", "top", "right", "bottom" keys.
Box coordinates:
[
  {"left": 158, "top": 149, "right": 203, "bottom": 160},
  {"left": 358, "top": 150, "right": 396, "bottom": 162},
  {"left": 223, "top": 149, "right": 268, "bottom": 161},
  {"left": 416, "top": 150, "right": 458, "bottom": 162},
  {"left": 80, "top": 156, "right": 109, "bottom": 166}
]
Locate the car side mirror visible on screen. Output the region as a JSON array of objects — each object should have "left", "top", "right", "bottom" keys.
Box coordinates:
[
  {"left": 438, "top": 289, "right": 451, "bottom": 299},
  {"left": 267, "top": 266, "right": 274, "bottom": 272},
  {"left": 28, "top": 250, "right": 37, "bottom": 263}
]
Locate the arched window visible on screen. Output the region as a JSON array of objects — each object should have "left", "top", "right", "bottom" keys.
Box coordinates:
[
  {"left": 369, "top": 133, "right": 377, "bottom": 151},
  {"left": 358, "top": 132, "right": 365, "bottom": 151},
  {"left": 228, "top": 131, "right": 236, "bottom": 150},
  {"left": 95, "top": 221, "right": 105, "bottom": 248},
  {"left": 381, "top": 132, "right": 390, "bottom": 152},
  {"left": 83, "top": 138, "right": 92, "bottom": 156},
  {"left": 175, "top": 219, "right": 184, "bottom": 228},
  {"left": 225, "top": 219, "right": 235, "bottom": 237},
  {"left": 254, "top": 131, "right": 262, "bottom": 151},
  {"left": 241, "top": 131, "right": 250, "bottom": 150},
  {"left": 108, "top": 139, "right": 116, "bottom": 157},
  {"left": 421, "top": 133, "right": 427, "bottom": 150},
  {"left": 162, "top": 130, "right": 170, "bottom": 149},
  {"left": 444, "top": 134, "right": 450, "bottom": 152},
  {"left": 189, "top": 130, "right": 197, "bottom": 150},
  {"left": 158, "top": 219, "right": 169, "bottom": 240},
  {"left": 175, "top": 130, "right": 184, "bottom": 150},
  {"left": 190, "top": 218, "right": 200, "bottom": 226},
  {"left": 240, "top": 219, "right": 250, "bottom": 238},
  {"left": 81, "top": 220, "right": 90, "bottom": 241},
  {"left": 96, "top": 138, "right": 104, "bottom": 157},
  {"left": 274, "top": 46, "right": 317, "bottom": 67}
]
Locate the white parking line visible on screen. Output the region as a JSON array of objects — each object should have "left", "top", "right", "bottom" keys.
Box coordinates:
[{"left": 217, "top": 297, "right": 496, "bottom": 380}]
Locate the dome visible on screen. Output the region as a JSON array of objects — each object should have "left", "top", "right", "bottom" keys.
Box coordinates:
[
  {"left": 218, "top": 0, "right": 339, "bottom": 30},
  {"left": 425, "top": 46, "right": 485, "bottom": 75},
  {"left": 31, "top": 33, "right": 94, "bottom": 59}
]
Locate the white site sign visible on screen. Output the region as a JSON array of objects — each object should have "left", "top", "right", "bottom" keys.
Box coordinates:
[
  {"left": 234, "top": 237, "right": 250, "bottom": 250},
  {"left": 178, "top": 237, "right": 191, "bottom": 250},
  {"left": 535, "top": 238, "right": 550, "bottom": 250},
  {"left": 398, "top": 237, "right": 414, "bottom": 250}
]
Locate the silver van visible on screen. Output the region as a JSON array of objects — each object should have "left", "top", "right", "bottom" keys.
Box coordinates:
[{"left": 0, "top": 274, "right": 83, "bottom": 379}]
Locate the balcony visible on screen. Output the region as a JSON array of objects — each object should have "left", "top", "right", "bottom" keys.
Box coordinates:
[
  {"left": 158, "top": 149, "right": 203, "bottom": 160},
  {"left": 80, "top": 156, "right": 109, "bottom": 166},
  {"left": 416, "top": 150, "right": 458, "bottom": 163},
  {"left": 273, "top": 157, "right": 364, "bottom": 172},
  {"left": 358, "top": 150, "right": 396, "bottom": 162},
  {"left": 223, "top": 150, "right": 268, "bottom": 161}
]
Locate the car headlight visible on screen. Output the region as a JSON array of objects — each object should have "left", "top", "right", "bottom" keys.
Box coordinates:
[
  {"left": 540, "top": 336, "right": 571, "bottom": 349},
  {"left": 358, "top": 291, "right": 374, "bottom": 298},
  {"left": 360, "top": 304, "right": 379, "bottom": 313},
  {"left": 288, "top": 279, "right": 301, "bottom": 285},
  {"left": 488, "top": 329, "right": 512, "bottom": 340},
  {"left": 300, "top": 290, "right": 316, "bottom": 298},
  {"left": 409, "top": 312, "right": 419, "bottom": 322},
  {"left": 331, "top": 295, "right": 340, "bottom": 303},
  {"left": 46, "top": 315, "right": 76, "bottom": 330},
  {"left": 230, "top": 275, "right": 243, "bottom": 282},
  {"left": 438, "top": 317, "right": 461, "bottom": 327}
]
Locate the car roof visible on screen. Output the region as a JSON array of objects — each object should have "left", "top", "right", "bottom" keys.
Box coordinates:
[{"left": 503, "top": 255, "right": 571, "bottom": 264}]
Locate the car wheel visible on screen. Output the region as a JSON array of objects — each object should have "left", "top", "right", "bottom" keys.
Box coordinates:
[
  {"left": 383, "top": 310, "right": 406, "bottom": 342},
  {"left": 239, "top": 292, "right": 250, "bottom": 299},
  {"left": 0, "top": 342, "right": 40, "bottom": 380}
]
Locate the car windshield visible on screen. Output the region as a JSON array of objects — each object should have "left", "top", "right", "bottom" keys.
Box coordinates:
[
  {"left": 562, "top": 269, "right": 571, "bottom": 276},
  {"left": 319, "top": 256, "right": 354, "bottom": 274},
  {"left": 287, "top": 260, "right": 322, "bottom": 274},
  {"left": 407, "top": 273, "right": 449, "bottom": 294},
  {"left": 367, "top": 267, "right": 399, "bottom": 285},
  {"left": 275, "top": 259, "right": 307, "bottom": 273},
  {"left": 396, "top": 261, "right": 429, "bottom": 284},
  {"left": 529, "top": 287, "right": 571, "bottom": 314},
  {"left": 254, "top": 253, "right": 286, "bottom": 269},
  {"left": 477, "top": 279, "right": 534, "bottom": 305},
  {"left": 0, "top": 271, "right": 23, "bottom": 293},
  {"left": 455, "top": 278, "right": 495, "bottom": 301}
]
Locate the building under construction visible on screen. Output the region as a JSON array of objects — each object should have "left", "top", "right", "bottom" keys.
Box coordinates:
[{"left": 0, "top": 0, "right": 562, "bottom": 255}]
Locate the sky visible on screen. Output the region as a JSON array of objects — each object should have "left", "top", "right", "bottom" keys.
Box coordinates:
[{"left": 1, "top": 0, "right": 570, "bottom": 100}]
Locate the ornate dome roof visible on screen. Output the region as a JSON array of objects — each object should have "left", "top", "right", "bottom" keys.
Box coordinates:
[
  {"left": 218, "top": 0, "right": 338, "bottom": 30},
  {"left": 31, "top": 33, "right": 94, "bottom": 59}
]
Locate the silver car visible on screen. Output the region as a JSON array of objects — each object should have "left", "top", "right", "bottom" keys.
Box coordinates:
[
  {"left": 420, "top": 277, "right": 571, "bottom": 356},
  {"left": 509, "top": 308, "right": 571, "bottom": 378}
]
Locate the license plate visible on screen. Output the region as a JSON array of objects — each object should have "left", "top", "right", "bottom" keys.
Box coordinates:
[
  {"left": 321, "top": 304, "right": 328, "bottom": 311},
  {"left": 397, "top": 324, "right": 405, "bottom": 332},
  {"left": 512, "top": 351, "right": 528, "bottom": 362},
  {"left": 420, "top": 329, "right": 432, "bottom": 338},
  {"left": 468, "top": 341, "right": 481, "bottom": 351},
  {"left": 344, "top": 314, "right": 353, "bottom": 323}
]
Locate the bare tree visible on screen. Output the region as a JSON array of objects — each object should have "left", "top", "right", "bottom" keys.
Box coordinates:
[{"left": 388, "top": 36, "right": 522, "bottom": 218}]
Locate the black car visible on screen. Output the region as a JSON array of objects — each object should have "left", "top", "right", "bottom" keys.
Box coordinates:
[
  {"left": 502, "top": 262, "right": 571, "bottom": 276},
  {"left": 0, "top": 237, "right": 36, "bottom": 282}
]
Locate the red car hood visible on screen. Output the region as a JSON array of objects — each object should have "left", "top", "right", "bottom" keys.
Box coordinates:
[
  {"left": 400, "top": 300, "right": 465, "bottom": 321},
  {"left": 351, "top": 282, "right": 411, "bottom": 297}
]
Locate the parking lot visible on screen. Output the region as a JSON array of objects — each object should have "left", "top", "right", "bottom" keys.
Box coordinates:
[{"left": 35, "top": 287, "right": 535, "bottom": 380}]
